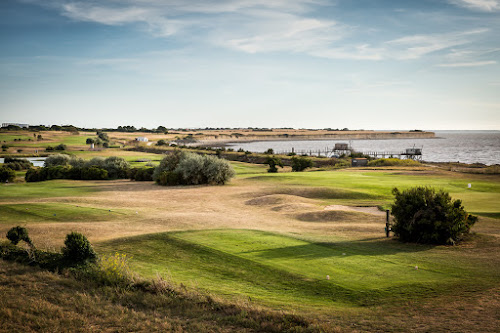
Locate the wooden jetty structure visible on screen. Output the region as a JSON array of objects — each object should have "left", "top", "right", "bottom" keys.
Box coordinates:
[{"left": 270, "top": 143, "right": 423, "bottom": 161}]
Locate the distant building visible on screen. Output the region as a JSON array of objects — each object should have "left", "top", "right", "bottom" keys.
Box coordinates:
[
  {"left": 334, "top": 143, "right": 349, "bottom": 150},
  {"left": 135, "top": 137, "right": 149, "bottom": 142},
  {"left": 2, "top": 122, "right": 29, "bottom": 128}
]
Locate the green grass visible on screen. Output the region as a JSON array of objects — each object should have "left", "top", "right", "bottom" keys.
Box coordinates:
[
  {"left": 0, "top": 203, "right": 128, "bottom": 224},
  {"left": 0, "top": 180, "right": 100, "bottom": 201},
  {"left": 0, "top": 134, "right": 33, "bottom": 142},
  {"left": 98, "top": 229, "right": 494, "bottom": 311},
  {"left": 240, "top": 169, "right": 500, "bottom": 213}
]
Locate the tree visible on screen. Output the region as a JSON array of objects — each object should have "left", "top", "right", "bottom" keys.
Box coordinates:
[
  {"left": 0, "top": 166, "right": 16, "bottom": 182},
  {"left": 86, "top": 138, "right": 95, "bottom": 144},
  {"left": 290, "top": 156, "right": 313, "bottom": 172},
  {"left": 266, "top": 156, "right": 284, "bottom": 173},
  {"left": 391, "top": 187, "right": 477, "bottom": 245}
]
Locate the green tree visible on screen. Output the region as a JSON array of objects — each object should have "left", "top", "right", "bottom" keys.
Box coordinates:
[
  {"left": 391, "top": 187, "right": 477, "bottom": 244},
  {"left": 266, "top": 156, "right": 284, "bottom": 173},
  {"left": 290, "top": 156, "right": 313, "bottom": 172}
]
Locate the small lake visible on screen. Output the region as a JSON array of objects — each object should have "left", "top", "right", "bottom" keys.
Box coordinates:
[{"left": 0, "top": 157, "right": 46, "bottom": 167}]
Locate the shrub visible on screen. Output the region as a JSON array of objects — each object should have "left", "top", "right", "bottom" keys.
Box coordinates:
[
  {"left": 4, "top": 157, "right": 32, "bottom": 170},
  {"left": 45, "top": 154, "right": 71, "bottom": 167},
  {"left": 25, "top": 168, "right": 42, "bottom": 182},
  {"left": 157, "top": 170, "right": 183, "bottom": 186},
  {"left": 62, "top": 232, "right": 97, "bottom": 263},
  {"left": 129, "top": 167, "right": 155, "bottom": 181},
  {"left": 264, "top": 148, "right": 274, "bottom": 154},
  {"left": 153, "top": 150, "right": 186, "bottom": 182},
  {"left": 1, "top": 144, "right": 8, "bottom": 151},
  {"left": 266, "top": 156, "right": 284, "bottom": 173},
  {"left": 0, "top": 166, "right": 16, "bottom": 182},
  {"left": 6, "top": 226, "right": 32, "bottom": 246},
  {"left": 84, "top": 157, "right": 106, "bottom": 169},
  {"left": 81, "top": 166, "right": 108, "bottom": 180},
  {"left": 368, "top": 158, "right": 420, "bottom": 167},
  {"left": 156, "top": 139, "right": 167, "bottom": 146},
  {"left": 103, "top": 156, "right": 129, "bottom": 179},
  {"left": 86, "top": 138, "right": 95, "bottom": 144},
  {"left": 55, "top": 143, "right": 67, "bottom": 151},
  {"left": 391, "top": 187, "right": 477, "bottom": 245},
  {"left": 154, "top": 152, "right": 235, "bottom": 186},
  {"left": 291, "top": 156, "right": 313, "bottom": 172},
  {"left": 45, "top": 146, "right": 54, "bottom": 151},
  {"left": 202, "top": 154, "right": 235, "bottom": 184},
  {"left": 175, "top": 153, "right": 206, "bottom": 185}
]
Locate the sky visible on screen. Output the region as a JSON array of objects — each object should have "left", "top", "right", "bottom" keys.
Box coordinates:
[{"left": 0, "top": 0, "right": 499, "bottom": 130}]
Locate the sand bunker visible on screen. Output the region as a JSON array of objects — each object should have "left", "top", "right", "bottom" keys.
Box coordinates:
[{"left": 324, "top": 205, "right": 385, "bottom": 216}]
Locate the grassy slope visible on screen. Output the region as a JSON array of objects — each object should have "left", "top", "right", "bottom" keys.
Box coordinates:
[{"left": 98, "top": 229, "right": 497, "bottom": 312}]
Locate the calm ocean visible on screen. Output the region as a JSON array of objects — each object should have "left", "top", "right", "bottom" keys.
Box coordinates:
[{"left": 226, "top": 131, "right": 500, "bottom": 165}]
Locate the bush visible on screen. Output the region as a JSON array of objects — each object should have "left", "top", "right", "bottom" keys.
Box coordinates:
[
  {"left": 129, "top": 167, "right": 155, "bottom": 181},
  {"left": 103, "top": 156, "right": 129, "bottom": 179},
  {"left": 264, "top": 148, "right": 274, "bottom": 154},
  {"left": 157, "top": 170, "right": 183, "bottom": 186},
  {"left": 4, "top": 157, "right": 33, "bottom": 170},
  {"left": 81, "top": 166, "right": 108, "bottom": 180},
  {"left": 0, "top": 166, "right": 16, "bottom": 182},
  {"left": 25, "top": 168, "right": 43, "bottom": 182},
  {"left": 176, "top": 153, "right": 206, "bottom": 184},
  {"left": 62, "top": 232, "right": 97, "bottom": 263},
  {"left": 156, "top": 139, "right": 167, "bottom": 146},
  {"left": 391, "top": 187, "right": 477, "bottom": 245},
  {"left": 55, "top": 143, "right": 67, "bottom": 151},
  {"left": 202, "top": 154, "right": 235, "bottom": 184},
  {"left": 6, "top": 226, "right": 32, "bottom": 246},
  {"left": 368, "top": 158, "right": 420, "bottom": 167},
  {"left": 45, "top": 154, "right": 71, "bottom": 167},
  {"left": 153, "top": 150, "right": 186, "bottom": 181},
  {"left": 266, "top": 156, "right": 284, "bottom": 173},
  {"left": 154, "top": 151, "right": 234, "bottom": 186},
  {"left": 291, "top": 156, "right": 313, "bottom": 172}
]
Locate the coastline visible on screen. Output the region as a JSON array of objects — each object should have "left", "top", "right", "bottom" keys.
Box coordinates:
[{"left": 195, "top": 131, "right": 436, "bottom": 147}]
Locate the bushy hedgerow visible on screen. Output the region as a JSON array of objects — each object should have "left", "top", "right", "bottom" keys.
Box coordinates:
[
  {"left": 62, "top": 232, "right": 97, "bottom": 264},
  {"left": 0, "top": 165, "right": 16, "bottom": 182},
  {"left": 129, "top": 167, "right": 155, "bottom": 181},
  {"left": 290, "top": 156, "right": 313, "bottom": 172},
  {"left": 29, "top": 155, "right": 129, "bottom": 182},
  {"left": 3, "top": 157, "right": 32, "bottom": 170},
  {"left": 154, "top": 151, "right": 234, "bottom": 186},
  {"left": 391, "top": 187, "right": 477, "bottom": 245},
  {"left": 368, "top": 158, "right": 420, "bottom": 167}
]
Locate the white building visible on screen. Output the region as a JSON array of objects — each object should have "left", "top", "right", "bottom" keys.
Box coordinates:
[{"left": 135, "top": 137, "right": 149, "bottom": 142}]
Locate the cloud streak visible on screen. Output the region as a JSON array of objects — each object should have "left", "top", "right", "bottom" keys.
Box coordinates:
[
  {"left": 437, "top": 60, "right": 497, "bottom": 67},
  {"left": 449, "top": 0, "right": 500, "bottom": 12}
]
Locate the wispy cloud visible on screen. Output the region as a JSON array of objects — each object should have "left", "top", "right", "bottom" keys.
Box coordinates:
[
  {"left": 449, "top": 0, "right": 500, "bottom": 12},
  {"left": 22, "top": 0, "right": 495, "bottom": 63},
  {"left": 437, "top": 60, "right": 497, "bottom": 67}
]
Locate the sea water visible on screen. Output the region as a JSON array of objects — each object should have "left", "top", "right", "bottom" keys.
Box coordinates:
[{"left": 226, "top": 131, "right": 500, "bottom": 165}]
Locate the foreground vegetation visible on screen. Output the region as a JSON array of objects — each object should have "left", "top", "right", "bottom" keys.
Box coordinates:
[{"left": 1, "top": 129, "right": 499, "bottom": 332}]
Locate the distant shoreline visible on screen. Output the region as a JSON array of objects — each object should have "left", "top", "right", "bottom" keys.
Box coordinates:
[{"left": 195, "top": 131, "right": 436, "bottom": 147}]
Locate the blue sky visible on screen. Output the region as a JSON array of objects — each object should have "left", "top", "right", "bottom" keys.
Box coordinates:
[{"left": 1, "top": 0, "right": 499, "bottom": 130}]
